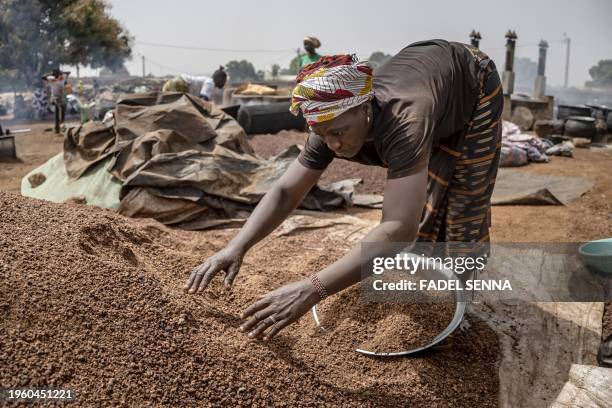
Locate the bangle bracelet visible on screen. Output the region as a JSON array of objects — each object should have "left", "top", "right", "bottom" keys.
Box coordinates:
[{"left": 309, "top": 274, "right": 329, "bottom": 300}]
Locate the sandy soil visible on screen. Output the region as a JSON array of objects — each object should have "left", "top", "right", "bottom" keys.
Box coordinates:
[
  {"left": 317, "top": 285, "right": 457, "bottom": 352},
  {"left": 0, "top": 191, "right": 499, "bottom": 406},
  {"left": 490, "top": 147, "right": 612, "bottom": 242}
]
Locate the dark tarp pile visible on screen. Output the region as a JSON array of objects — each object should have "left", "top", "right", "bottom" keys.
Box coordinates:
[{"left": 62, "top": 92, "right": 354, "bottom": 229}]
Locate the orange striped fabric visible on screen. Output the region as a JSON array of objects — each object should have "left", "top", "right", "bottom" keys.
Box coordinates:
[{"left": 416, "top": 58, "right": 503, "bottom": 262}]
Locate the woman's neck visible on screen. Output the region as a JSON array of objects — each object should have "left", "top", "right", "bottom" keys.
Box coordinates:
[{"left": 365, "top": 100, "right": 379, "bottom": 141}]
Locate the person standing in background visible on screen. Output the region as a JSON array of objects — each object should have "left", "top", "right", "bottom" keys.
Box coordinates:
[
  {"left": 299, "top": 36, "right": 322, "bottom": 70},
  {"left": 42, "top": 68, "right": 70, "bottom": 133},
  {"left": 92, "top": 78, "right": 100, "bottom": 96}
]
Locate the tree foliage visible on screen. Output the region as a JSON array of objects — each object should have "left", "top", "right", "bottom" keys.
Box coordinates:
[
  {"left": 225, "top": 59, "right": 262, "bottom": 82},
  {"left": 586, "top": 59, "right": 612, "bottom": 89},
  {"left": 0, "top": 0, "right": 132, "bottom": 88},
  {"left": 0, "top": 68, "right": 26, "bottom": 92}
]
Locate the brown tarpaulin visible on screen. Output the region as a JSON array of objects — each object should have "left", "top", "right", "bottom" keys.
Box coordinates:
[
  {"left": 491, "top": 168, "right": 594, "bottom": 205},
  {"left": 63, "top": 92, "right": 352, "bottom": 228},
  {"left": 63, "top": 121, "right": 116, "bottom": 179},
  {"left": 118, "top": 146, "right": 351, "bottom": 224},
  {"left": 64, "top": 92, "right": 253, "bottom": 181},
  {"left": 112, "top": 92, "right": 253, "bottom": 155}
]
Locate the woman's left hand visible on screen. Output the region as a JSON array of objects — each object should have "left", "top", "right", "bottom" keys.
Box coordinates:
[{"left": 240, "top": 278, "right": 320, "bottom": 341}]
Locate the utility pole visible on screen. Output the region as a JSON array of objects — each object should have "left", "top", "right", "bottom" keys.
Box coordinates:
[
  {"left": 141, "top": 54, "right": 146, "bottom": 79},
  {"left": 563, "top": 33, "right": 570, "bottom": 88}
]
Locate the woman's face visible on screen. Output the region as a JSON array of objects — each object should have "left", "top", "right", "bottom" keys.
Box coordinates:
[
  {"left": 303, "top": 41, "right": 315, "bottom": 54},
  {"left": 310, "top": 102, "right": 372, "bottom": 158},
  {"left": 214, "top": 76, "right": 226, "bottom": 89}
]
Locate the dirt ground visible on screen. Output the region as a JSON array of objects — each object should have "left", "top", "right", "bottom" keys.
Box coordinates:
[
  {"left": 1, "top": 121, "right": 611, "bottom": 404},
  {"left": 490, "top": 145, "right": 612, "bottom": 243},
  {"left": 249, "top": 130, "right": 612, "bottom": 243},
  {"left": 8, "top": 126, "right": 611, "bottom": 241},
  {"left": 0, "top": 122, "right": 68, "bottom": 193},
  {"left": 249, "top": 130, "right": 388, "bottom": 194},
  {"left": 0, "top": 191, "right": 499, "bottom": 406}
]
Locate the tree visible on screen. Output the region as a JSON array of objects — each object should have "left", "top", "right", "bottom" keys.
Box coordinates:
[
  {"left": 0, "top": 0, "right": 132, "bottom": 89},
  {"left": 225, "top": 60, "right": 260, "bottom": 82},
  {"left": 586, "top": 60, "right": 612, "bottom": 89},
  {"left": 0, "top": 68, "right": 26, "bottom": 92},
  {"left": 63, "top": 0, "right": 132, "bottom": 72},
  {"left": 270, "top": 64, "right": 280, "bottom": 79},
  {"left": 367, "top": 51, "right": 392, "bottom": 69}
]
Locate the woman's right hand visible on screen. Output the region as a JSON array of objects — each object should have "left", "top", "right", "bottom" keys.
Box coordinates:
[{"left": 184, "top": 245, "right": 245, "bottom": 294}]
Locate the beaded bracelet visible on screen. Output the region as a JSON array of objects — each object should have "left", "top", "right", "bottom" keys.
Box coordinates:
[{"left": 309, "top": 274, "right": 329, "bottom": 300}]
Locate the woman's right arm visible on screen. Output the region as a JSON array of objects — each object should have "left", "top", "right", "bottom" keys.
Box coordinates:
[{"left": 184, "top": 159, "right": 324, "bottom": 293}]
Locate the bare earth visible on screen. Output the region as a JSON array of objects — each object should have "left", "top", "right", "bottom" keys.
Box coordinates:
[
  {"left": 0, "top": 122, "right": 67, "bottom": 193},
  {"left": 0, "top": 122, "right": 610, "bottom": 405}
]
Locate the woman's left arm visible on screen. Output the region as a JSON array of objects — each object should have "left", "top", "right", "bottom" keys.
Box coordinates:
[{"left": 240, "top": 168, "right": 428, "bottom": 340}]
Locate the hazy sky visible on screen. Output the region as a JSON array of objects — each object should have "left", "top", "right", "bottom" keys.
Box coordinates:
[{"left": 100, "top": 0, "right": 612, "bottom": 88}]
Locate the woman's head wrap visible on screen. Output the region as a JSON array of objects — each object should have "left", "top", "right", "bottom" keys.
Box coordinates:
[
  {"left": 290, "top": 54, "right": 373, "bottom": 125},
  {"left": 303, "top": 36, "right": 321, "bottom": 49}
]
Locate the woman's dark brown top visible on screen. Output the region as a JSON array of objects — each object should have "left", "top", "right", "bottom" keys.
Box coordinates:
[{"left": 298, "top": 39, "right": 490, "bottom": 179}]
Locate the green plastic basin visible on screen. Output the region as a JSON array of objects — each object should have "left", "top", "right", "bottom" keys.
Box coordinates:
[{"left": 579, "top": 238, "right": 612, "bottom": 274}]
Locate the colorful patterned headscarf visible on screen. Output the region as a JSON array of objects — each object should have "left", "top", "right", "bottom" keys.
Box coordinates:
[{"left": 290, "top": 54, "right": 374, "bottom": 125}]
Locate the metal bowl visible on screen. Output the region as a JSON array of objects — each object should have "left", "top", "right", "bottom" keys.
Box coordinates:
[{"left": 311, "top": 255, "right": 468, "bottom": 357}]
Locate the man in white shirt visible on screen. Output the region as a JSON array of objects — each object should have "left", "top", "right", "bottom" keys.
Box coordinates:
[
  {"left": 163, "top": 66, "right": 227, "bottom": 102},
  {"left": 179, "top": 74, "right": 214, "bottom": 100}
]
